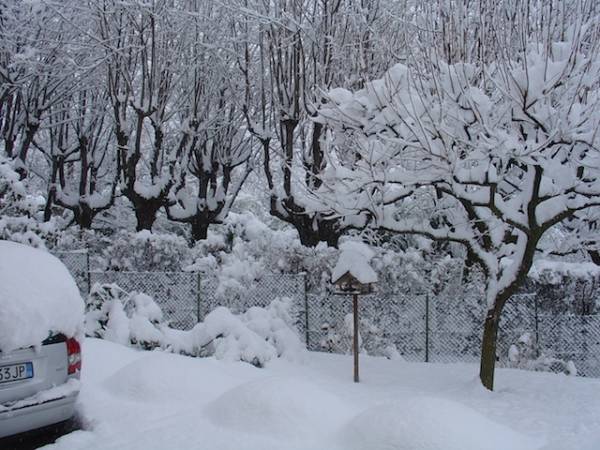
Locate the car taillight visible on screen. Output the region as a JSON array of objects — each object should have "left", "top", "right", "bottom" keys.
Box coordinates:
[{"left": 66, "top": 337, "right": 82, "bottom": 374}]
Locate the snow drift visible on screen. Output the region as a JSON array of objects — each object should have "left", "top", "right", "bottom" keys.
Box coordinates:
[
  {"left": 207, "top": 376, "right": 355, "bottom": 439},
  {"left": 342, "top": 396, "right": 542, "bottom": 450}
]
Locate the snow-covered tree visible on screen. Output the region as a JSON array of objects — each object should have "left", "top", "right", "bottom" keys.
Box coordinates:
[
  {"left": 93, "top": 0, "right": 192, "bottom": 231},
  {"left": 40, "top": 87, "right": 116, "bottom": 228},
  {"left": 0, "top": 0, "right": 92, "bottom": 177},
  {"left": 235, "top": 0, "right": 407, "bottom": 246},
  {"left": 319, "top": 1, "right": 600, "bottom": 389},
  {"left": 165, "top": 7, "right": 254, "bottom": 241}
]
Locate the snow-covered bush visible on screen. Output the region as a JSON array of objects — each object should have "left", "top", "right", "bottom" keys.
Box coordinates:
[
  {"left": 0, "top": 215, "right": 62, "bottom": 249},
  {"left": 102, "top": 230, "right": 192, "bottom": 271},
  {"left": 319, "top": 314, "right": 355, "bottom": 354},
  {"left": 183, "top": 307, "right": 279, "bottom": 367},
  {"left": 528, "top": 261, "right": 600, "bottom": 315},
  {"left": 85, "top": 283, "right": 166, "bottom": 350},
  {"left": 85, "top": 283, "right": 124, "bottom": 340},
  {"left": 0, "top": 156, "right": 26, "bottom": 213},
  {"left": 508, "top": 332, "right": 577, "bottom": 376},
  {"left": 86, "top": 283, "right": 306, "bottom": 367},
  {"left": 244, "top": 298, "right": 306, "bottom": 362},
  {"left": 0, "top": 155, "right": 64, "bottom": 248},
  {"left": 319, "top": 313, "right": 402, "bottom": 359},
  {"left": 167, "top": 297, "right": 306, "bottom": 367},
  {"left": 187, "top": 211, "right": 471, "bottom": 305}
]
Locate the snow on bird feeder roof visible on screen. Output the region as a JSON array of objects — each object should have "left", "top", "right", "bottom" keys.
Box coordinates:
[{"left": 332, "top": 241, "right": 378, "bottom": 293}]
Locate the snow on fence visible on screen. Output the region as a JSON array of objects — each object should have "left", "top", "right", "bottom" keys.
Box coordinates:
[
  {"left": 54, "top": 250, "right": 600, "bottom": 378},
  {"left": 52, "top": 249, "right": 91, "bottom": 294},
  {"left": 89, "top": 271, "right": 199, "bottom": 330}
]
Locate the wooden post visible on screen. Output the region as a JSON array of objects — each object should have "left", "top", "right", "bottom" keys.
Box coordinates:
[
  {"left": 353, "top": 293, "right": 359, "bottom": 383},
  {"left": 425, "top": 293, "right": 430, "bottom": 363}
]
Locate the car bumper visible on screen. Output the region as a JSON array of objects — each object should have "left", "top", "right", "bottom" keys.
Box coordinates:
[{"left": 0, "top": 390, "right": 78, "bottom": 438}]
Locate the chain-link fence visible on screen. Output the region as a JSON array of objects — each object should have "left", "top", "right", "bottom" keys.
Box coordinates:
[
  {"left": 90, "top": 271, "right": 200, "bottom": 330},
  {"left": 52, "top": 250, "right": 90, "bottom": 294},
  {"left": 54, "top": 249, "right": 600, "bottom": 377},
  {"left": 538, "top": 314, "right": 600, "bottom": 377}
]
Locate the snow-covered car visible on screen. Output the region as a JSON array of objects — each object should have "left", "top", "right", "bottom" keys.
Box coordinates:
[{"left": 0, "top": 241, "right": 84, "bottom": 438}]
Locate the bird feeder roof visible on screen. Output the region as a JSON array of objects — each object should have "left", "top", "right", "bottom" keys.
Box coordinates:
[{"left": 331, "top": 241, "right": 378, "bottom": 285}]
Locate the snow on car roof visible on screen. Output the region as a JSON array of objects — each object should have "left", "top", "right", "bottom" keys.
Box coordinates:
[{"left": 0, "top": 241, "right": 84, "bottom": 352}]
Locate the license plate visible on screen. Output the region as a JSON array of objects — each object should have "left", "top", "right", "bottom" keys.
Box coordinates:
[{"left": 0, "top": 362, "right": 34, "bottom": 384}]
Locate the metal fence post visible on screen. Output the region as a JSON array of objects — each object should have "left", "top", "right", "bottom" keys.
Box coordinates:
[
  {"left": 534, "top": 293, "right": 540, "bottom": 357},
  {"left": 303, "top": 273, "right": 310, "bottom": 349},
  {"left": 196, "top": 272, "right": 202, "bottom": 324},
  {"left": 425, "top": 293, "right": 430, "bottom": 363},
  {"left": 86, "top": 249, "right": 92, "bottom": 295}
]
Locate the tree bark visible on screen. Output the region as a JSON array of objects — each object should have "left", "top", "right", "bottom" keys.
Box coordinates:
[
  {"left": 297, "top": 225, "right": 341, "bottom": 247},
  {"left": 294, "top": 215, "right": 341, "bottom": 248},
  {"left": 134, "top": 199, "right": 161, "bottom": 231},
  {"left": 479, "top": 308, "right": 500, "bottom": 391},
  {"left": 479, "top": 284, "right": 521, "bottom": 391},
  {"left": 3, "top": 137, "right": 14, "bottom": 158},
  {"left": 16, "top": 120, "right": 39, "bottom": 179},
  {"left": 43, "top": 191, "right": 55, "bottom": 222},
  {"left": 74, "top": 206, "right": 94, "bottom": 229},
  {"left": 190, "top": 219, "right": 209, "bottom": 241}
]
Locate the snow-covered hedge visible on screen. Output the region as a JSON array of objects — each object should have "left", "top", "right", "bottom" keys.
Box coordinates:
[
  {"left": 319, "top": 314, "right": 403, "bottom": 360},
  {"left": 0, "top": 155, "right": 64, "bottom": 249},
  {"left": 85, "top": 284, "right": 165, "bottom": 349},
  {"left": 85, "top": 283, "right": 306, "bottom": 367},
  {"left": 101, "top": 230, "right": 192, "bottom": 272}
]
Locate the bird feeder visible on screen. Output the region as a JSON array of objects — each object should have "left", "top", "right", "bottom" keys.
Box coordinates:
[
  {"left": 331, "top": 242, "right": 378, "bottom": 383},
  {"left": 332, "top": 272, "right": 376, "bottom": 295}
]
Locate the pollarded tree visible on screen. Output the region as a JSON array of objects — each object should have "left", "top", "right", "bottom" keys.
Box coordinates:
[
  {"left": 318, "top": 1, "right": 600, "bottom": 390},
  {"left": 0, "top": 0, "right": 93, "bottom": 177},
  {"left": 166, "top": 31, "right": 254, "bottom": 241},
  {"left": 166, "top": 97, "right": 253, "bottom": 241},
  {"left": 236, "top": 0, "right": 406, "bottom": 247},
  {"left": 94, "top": 0, "right": 199, "bottom": 231},
  {"left": 39, "top": 87, "right": 116, "bottom": 228}
]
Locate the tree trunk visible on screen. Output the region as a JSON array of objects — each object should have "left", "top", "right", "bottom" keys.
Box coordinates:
[
  {"left": 190, "top": 219, "right": 209, "bottom": 241},
  {"left": 44, "top": 187, "right": 56, "bottom": 222},
  {"left": 44, "top": 159, "right": 59, "bottom": 222},
  {"left": 479, "top": 308, "right": 500, "bottom": 390},
  {"left": 75, "top": 207, "right": 94, "bottom": 230},
  {"left": 4, "top": 138, "right": 14, "bottom": 158},
  {"left": 16, "top": 121, "right": 39, "bottom": 179},
  {"left": 296, "top": 216, "right": 341, "bottom": 248},
  {"left": 134, "top": 201, "right": 160, "bottom": 231},
  {"left": 479, "top": 236, "right": 538, "bottom": 391},
  {"left": 296, "top": 222, "right": 319, "bottom": 247}
]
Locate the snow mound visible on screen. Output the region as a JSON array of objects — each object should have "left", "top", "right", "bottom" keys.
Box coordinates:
[
  {"left": 102, "top": 352, "right": 244, "bottom": 404},
  {"left": 101, "top": 354, "right": 190, "bottom": 403},
  {"left": 207, "top": 376, "right": 353, "bottom": 438},
  {"left": 0, "top": 240, "right": 84, "bottom": 352},
  {"left": 342, "top": 396, "right": 542, "bottom": 450}
]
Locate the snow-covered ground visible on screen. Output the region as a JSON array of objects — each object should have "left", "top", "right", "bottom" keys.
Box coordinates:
[{"left": 43, "top": 339, "right": 600, "bottom": 450}]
